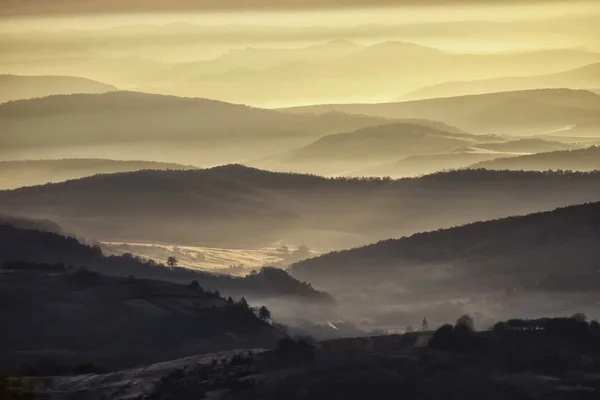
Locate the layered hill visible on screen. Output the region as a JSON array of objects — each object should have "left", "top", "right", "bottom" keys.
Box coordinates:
[
  {"left": 0, "top": 262, "right": 282, "bottom": 371},
  {"left": 469, "top": 146, "right": 600, "bottom": 171},
  {"left": 347, "top": 152, "right": 514, "bottom": 178},
  {"left": 161, "top": 42, "right": 600, "bottom": 105},
  {"left": 403, "top": 62, "right": 600, "bottom": 100},
  {"left": 248, "top": 122, "right": 499, "bottom": 175},
  {"left": 2, "top": 166, "right": 600, "bottom": 250},
  {"left": 0, "top": 158, "right": 197, "bottom": 190},
  {"left": 0, "top": 74, "right": 117, "bottom": 103},
  {"left": 281, "top": 89, "right": 600, "bottom": 135},
  {"left": 0, "top": 224, "right": 330, "bottom": 303},
  {"left": 290, "top": 201, "right": 600, "bottom": 327},
  {"left": 290, "top": 201, "right": 600, "bottom": 285},
  {"left": 467, "top": 138, "right": 581, "bottom": 153},
  {"left": 0, "top": 91, "right": 391, "bottom": 164}
]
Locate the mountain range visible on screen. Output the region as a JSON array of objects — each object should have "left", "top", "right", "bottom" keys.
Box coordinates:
[
  {"left": 0, "top": 158, "right": 196, "bottom": 190},
  {"left": 281, "top": 89, "right": 600, "bottom": 135},
  {"left": 0, "top": 74, "right": 117, "bottom": 103},
  {"left": 469, "top": 146, "right": 600, "bottom": 171},
  {"left": 290, "top": 200, "right": 600, "bottom": 327},
  {"left": 0, "top": 91, "right": 390, "bottom": 164},
  {"left": 403, "top": 62, "right": 600, "bottom": 101},
  {"left": 2, "top": 166, "right": 600, "bottom": 251}
]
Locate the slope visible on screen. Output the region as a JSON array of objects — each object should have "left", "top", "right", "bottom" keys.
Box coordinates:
[
  {"left": 2, "top": 166, "right": 600, "bottom": 250},
  {"left": 0, "top": 224, "right": 331, "bottom": 303},
  {"left": 291, "top": 201, "right": 600, "bottom": 287},
  {"left": 0, "top": 91, "right": 391, "bottom": 164},
  {"left": 403, "top": 62, "right": 600, "bottom": 100},
  {"left": 469, "top": 146, "right": 600, "bottom": 171},
  {"left": 248, "top": 122, "right": 496, "bottom": 175},
  {"left": 290, "top": 201, "right": 600, "bottom": 327},
  {"left": 347, "top": 151, "right": 514, "bottom": 178},
  {"left": 0, "top": 158, "right": 197, "bottom": 190},
  {"left": 0, "top": 261, "right": 282, "bottom": 371},
  {"left": 0, "top": 74, "right": 117, "bottom": 103},
  {"left": 281, "top": 89, "right": 600, "bottom": 135}
]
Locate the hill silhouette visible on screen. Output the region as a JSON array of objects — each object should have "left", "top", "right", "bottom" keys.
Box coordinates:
[
  {"left": 249, "top": 122, "right": 496, "bottom": 175},
  {"left": 469, "top": 138, "right": 581, "bottom": 153},
  {"left": 160, "top": 42, "right": 600, "bottom": 105},
  {"left": 2, "top": 166, "right": 600, "bottom": 250},
  {"left": 0, "top": 261, "right": 283, "bottom": 372},
  {"left": 347, "top": 151, "right": 514, "bottom": 178},
  {"left": 0, "top": 74, "right": 117, "bottom": 103},
  {"left": 403, "top": 62, "right": 600, "bottom": 100},
  {"left": 290, "top": 201, "right": 600, "bottom": 327},
  {"left": 0, "top": 158, "right": 196, "bottom": 190},
  {"left": 281, "top": 89, "right": 600, "bottom": 135},
  {"left": 469, "top": 146, "right": 600, "bottom": 171},
  {"left": 0, "top": 224, "right": 331, "bottom": 304},
  {"left": 0, "top": 91, "right": 391, "bottom": 163},
  {"left": 332, "top": 138, "right": 577, "bottom": 178}
]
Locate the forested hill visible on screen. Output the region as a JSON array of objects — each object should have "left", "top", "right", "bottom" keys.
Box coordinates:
[
  {"left": 0, "top": 224, "right": 332, "bottom": 303},
  {"left": 2, "top": 166, "right": 600, "bottom": 248},
  {"left": 290, "top": 200, "right": 600, "bottom": 292}
]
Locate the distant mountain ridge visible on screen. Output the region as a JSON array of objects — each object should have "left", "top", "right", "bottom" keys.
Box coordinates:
[
  {"left": 0, "top": 223, "right": 331, "bottom": 303},
  {"left": 0, "top": 158, "right": 197, "bottom": 190},
  {"left": 0, "top": 74, "right": 117, "bottom": 103},
  {"left": 247, "top": 122, "right": 498, "bottom": 175},
  {"left": 469, "top": 146, "right": 600, "bottom": 171},
  {"left": 290, "top": 200, "right": 600, "bottom": 288},
  {"left": 402, "top": 62, "right": 600, "bottom": 100},
  {"left": 3, "top": 166, "right": 600, "bottom": 250},
  {"left": 280, "top": 89, "right": 600, "bottom": 135},
  {"left": 0, "top": 91, "right": 392, "bottom": 164}
]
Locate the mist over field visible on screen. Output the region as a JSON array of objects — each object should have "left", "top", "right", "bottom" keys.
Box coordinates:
[{"left": 3, "top": 1, "right": 600, "bottom": 398}]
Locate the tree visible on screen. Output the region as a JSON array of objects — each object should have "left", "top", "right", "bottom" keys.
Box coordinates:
[
  {"left": 239, "top": 297, "right": 249, "bottom": 309},
  {"left": 572, "top": 313, "right": 587, "bottom": 322},
  {"left": 166, "top": 256, "right": 178, "bottom": 268},
  {"left": 226, "top": 296, "right": 235, "bottom": 305},
  {"left": 188, "top": 280, "right": 200, "bottom": 290},
  {"left": 258, "top": 305, "right": 272, "bottom": 322},
  {"left": 455, "top": 314, "right": 475, "bottom": 332}
]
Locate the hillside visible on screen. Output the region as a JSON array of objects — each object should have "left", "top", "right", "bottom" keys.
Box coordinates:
[
  {"left": 469, "top": 146, "right": 600, "bottom": 171},
  {"left": 287, "top": 123, "right": 484, "bottom": 162},
  {"left": 18, "top": 316, "right": 600, "bottom": 400},
  {"left": 281, "top": 89, "right": 600, "bottom": 135},
  {"left": 347, "top": 151, "right": 514, "bottom": 178},
  {"left": 249, "top": 123, "right": 498, "bottom": 175},
  {"left": 0, "top": 214, "right": 62, "bottom": 233},
  {"left": 403, "top": 62, "right": 600, "bottom": 100},
  {"left": 0, "top": 74, "right": 117, "bottom": 103},
  {"left": 290, "top": 201, "right": 600, "bottom": 328},
  {"left": 0, "top": 262, "right": 282, "bottom": 372},
  {"left": 0, "top": 91, "right": 391, "bottom": 164},
  {"left": 469, "top": 138, "right": 581, "bottom": 153},
  {"left": 0, "top": 224, "right": 331, "bottom": 303},
  {"left": 337, "top": 138, "right": 577, "bottom": 178},
  {"left": 0, "top": 158, "right": 197, "bottom": 189},
  {"left": 2, "top": 166, "right": 600, "bottom": 250},
  {"left": 160, "top": 42, "right": 600, "bottom": 105}
]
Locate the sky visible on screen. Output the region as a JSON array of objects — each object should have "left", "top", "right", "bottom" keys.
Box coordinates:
[
  {"left": 1, "top": 0, "right": 598, "bottom": 32},
  {"left": 0, "top": 0, "right": 591, "bottom": 16}
]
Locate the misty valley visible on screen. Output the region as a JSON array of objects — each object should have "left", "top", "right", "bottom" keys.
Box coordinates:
[{"left": 2, "top": 2, "right": 600, "bottom": 399}]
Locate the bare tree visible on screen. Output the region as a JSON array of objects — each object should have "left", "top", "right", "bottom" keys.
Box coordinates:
[
  {"left": 258, "top": 305, "right": 272, "bottom": 322},
  {"left": 167, "top": 256, "right": 178, "bottom": 268}
]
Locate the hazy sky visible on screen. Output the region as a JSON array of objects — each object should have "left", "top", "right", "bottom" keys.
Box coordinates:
[{"left": 0, "top": 0, "right": 593, "bottom": 15}]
